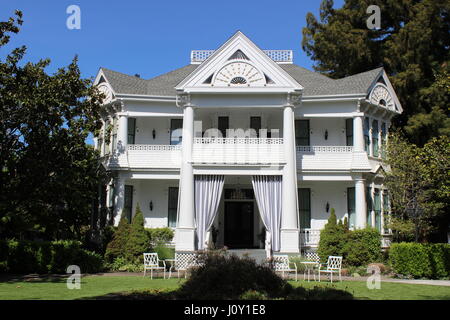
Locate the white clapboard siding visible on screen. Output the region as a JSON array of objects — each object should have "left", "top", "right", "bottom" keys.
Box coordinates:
[{"left": 297, "top": 146, "right": 370, "bottom": 171}]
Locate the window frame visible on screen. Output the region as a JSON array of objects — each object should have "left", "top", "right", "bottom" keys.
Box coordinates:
[
  {"left": 298, "top": 188, "right": 311, "bottom": 229},
  {"left": 295, "top": 119, "right": 310, "bottom": 146}
]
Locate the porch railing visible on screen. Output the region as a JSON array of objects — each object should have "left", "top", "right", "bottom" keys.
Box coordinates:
[
  {"left": 296, "top": 146, "right": 353, "bottom": 153},
  {"left": 127, "top": 144, "right": 181, "bottom": 168},
  {"left": 300, "top": 229, "right": 321, "bottom": 248},
  {"left": 192, "top": 138, "right": 285, "bottom": 165}
]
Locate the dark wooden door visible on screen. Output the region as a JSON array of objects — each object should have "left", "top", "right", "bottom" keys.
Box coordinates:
[{"left": 224, "top": 202, "right": 254, "bottom": 248}]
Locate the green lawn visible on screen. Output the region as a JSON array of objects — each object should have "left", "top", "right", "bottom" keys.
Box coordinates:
[
  {"left": 290, "top": 280, "right": 450, "bottom": 300},
  {"left": 0, "top": 275, "right": 449, "bottom": 300}
]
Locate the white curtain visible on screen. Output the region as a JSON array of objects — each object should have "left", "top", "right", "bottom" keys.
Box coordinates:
[
  {"left": 252, "top": 175, "right": 282, "bottom": 252},
  {"left": 195, "top": 175, "right": 225, "bottom": 250}
]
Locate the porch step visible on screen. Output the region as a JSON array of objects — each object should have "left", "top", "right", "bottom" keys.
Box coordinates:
[{"left": 226, "top": 249, "right": 267, "bottom": 264}]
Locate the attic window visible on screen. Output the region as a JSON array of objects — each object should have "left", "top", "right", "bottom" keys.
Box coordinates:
[
  {"left": 228, "top": 50, "right": 250, "bottom": 60},
  {"left": 379, "top": 99, "right": 386, "bottom": 106},
  {"left": 230, "top": 76, "right": 247, "bottom": 84},
  {"left": 98, "top": 76, "right": 106, "bottom": 84}
]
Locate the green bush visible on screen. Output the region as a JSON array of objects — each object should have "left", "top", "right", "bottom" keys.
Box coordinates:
[
  {"left": 317, "top": 209, "right": 348, "bottom": 262},
  {"left": 177, "top": 250, "right": 287, "bottom": 300},
  {"left": 342, "top": 228, "right": 382, "bottom": 266},
  {"left": 0, "top": 240, "right": 103, "bottom": 274},
  {"left": 153, "top": 243, "right": 174, "bottom": 261},
  {"left": 389, "top": 242, "right": 450, "bottom": 279},
  {"left": 124, "top": 204, "right": 151, "bottom": 263},
  {"left": 145, "top": 228, "right": 174, "bottom": 245},
  {"left": 105, "top": 215, "right": 131, "bottom": 263}
]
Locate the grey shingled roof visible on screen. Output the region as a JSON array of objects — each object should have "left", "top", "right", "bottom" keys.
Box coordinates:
[{"left": 100, "top": 64, "right": 383, "bottom": 97}]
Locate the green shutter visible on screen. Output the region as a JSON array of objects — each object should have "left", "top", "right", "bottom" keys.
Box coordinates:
[
  {"left": 374, "top": 189, "right": 381, "bottom": 232},
  {"left": 298, "top": 188, "right": 311, "bottom": 228},
  {"left": 372, "top": 120, "right": 379, "bottom": 157},
  {"left": 347, "top": 187, "right": 355, "bottom": 228},
  {"left": 366, "top": 187, "right": 373, "bottom": 227},
  {"left": 168, "top": 187, "right": 178, "bottom": 228},
  {"left": 346, "top": 119, "right": 353, "bottom": 146},
  {"left": 124, "top": 185, "right": 133, "bottom": 223},
  {"left": 295, "top": 120, "right": 310, "bottom": 146},
  {"left": 364, "top": 118, "right": 370, "bottom": 153},
  {"left": 127, "top": 118, "right": 136, "bottom": 145}
]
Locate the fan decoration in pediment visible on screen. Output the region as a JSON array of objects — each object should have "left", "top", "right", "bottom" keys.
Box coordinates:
[
  {"left": 369, "top": 83, "right": 395, "bottom": 110},
  {"left": 97, "top": 83, "right": 113, "bottom": 104},
  {"left": 212, "top": 61, "right": 266, "bottom": 86}
]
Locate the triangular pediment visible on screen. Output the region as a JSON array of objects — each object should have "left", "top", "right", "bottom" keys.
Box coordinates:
[
  {"left": 176, "top": 31, "right": 303, "bottom": 93},
  {"left": 367, "top": 70, "right": 403, "bottom": 113}
]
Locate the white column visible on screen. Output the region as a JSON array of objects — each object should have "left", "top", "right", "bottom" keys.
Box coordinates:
[
  {"left": 353, "top": 114, "right": 365, "bottom": 152},
  {"left": 113, "top": 175, "right": 125, "bottom": 226},
  {"left": 280, "top": 105, "right": 300, "bottom": 253},
  {"left": 117, "top": 114, "right": 128, "bottom": 153},
  {"left": 355, "top": 177, "right": 367, "bottom": 229},
  {"left": 175, "top": 105, "right": 196, "bottom": 252}
]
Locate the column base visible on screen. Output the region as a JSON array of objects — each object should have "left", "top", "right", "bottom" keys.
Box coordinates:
[
  {"left": 280, "top": 229, "right": 300, "bottom": 253},
  {"left": 175, "top": 227, "right": 196, "bottom": 251}
]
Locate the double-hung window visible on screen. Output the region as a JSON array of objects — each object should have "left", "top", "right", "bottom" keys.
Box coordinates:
[
  {"left": 295, "top": 120, "right": 310, "bottom": 146},
  {"left": 372, "top": 120, "right": 379, "bottom": 157},
  {"left": 127, "top": 118, "right": 136, "bottom": 145},
  {"left": 346, "top": 119, "right": 353, "bottom": 146},
  {"left": 124, "top": 185, "right": 133, "bottom": 223},
  {"left": 347, "top": 187, "right": 356, "bottom": 228},
  {"left": 168, "top": 187, "right": 178, "bottom": 228},
  {"left": 298, "top": 188, "right": 311, "bottom": 229}
]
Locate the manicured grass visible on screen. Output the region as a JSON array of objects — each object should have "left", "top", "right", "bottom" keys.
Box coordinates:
[
  {"left": 0, "top": 275, "right": 449, "bottom": 300},
  {"left": 0, "top": 275, "right": 183, "bottom": 300},
  {"left": 290, "top": 280, "right": 450, "bottom": 300}
]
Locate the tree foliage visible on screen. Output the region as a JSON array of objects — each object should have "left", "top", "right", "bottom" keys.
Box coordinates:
[
  {"left": 302, "top": 0, "right": 450, "bottom": 145},
  {"left": 384, "top": 132, "right": 450, "bottom": 242},
  {"left": 104, "top": 215, "right": 131, "bottom": 263},
  {"left": 0, "top": 11, "right": 106, "bottom": 240},
  {"left": 124, "top": 204, "right": 151, "bottom": 263}
]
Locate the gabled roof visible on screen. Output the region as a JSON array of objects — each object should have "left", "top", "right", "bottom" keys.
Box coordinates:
[{"left": 98, "top": 64, "right": 386, "bottom": 98}]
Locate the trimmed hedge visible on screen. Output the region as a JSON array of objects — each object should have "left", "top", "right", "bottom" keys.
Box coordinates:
[
  {"left": 145, "top": 227, "right": 174, "bottom": 245},
  {"left": 0, "top": 240, "right": 104, "bottom": 274},
  {"left": 389, "top": 242, "right": 450, "bottom": 279}
]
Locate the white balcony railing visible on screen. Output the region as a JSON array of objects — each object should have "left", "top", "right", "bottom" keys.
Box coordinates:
[
  {"left": 296, "top": 146, "right": 353, "bottom": 153},
  {"left": 300, "top": 229, "right": 321, "bottom": 247},
  {"left": 192, "top": 138, "right": 285, "bottom": 165},
  {"left": 127, "top": 144, "right": 181, "bottom": 169}
]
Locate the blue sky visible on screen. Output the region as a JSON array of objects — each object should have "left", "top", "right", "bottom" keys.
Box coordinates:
[
  {"left": 1, "top": 0, "right": 344, "bottom": 80},
  {"left": 0, "top": 0, "right": 344, "bottom": 144}
]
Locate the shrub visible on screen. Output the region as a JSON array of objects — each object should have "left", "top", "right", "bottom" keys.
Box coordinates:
[
  {"left": 105, "top": 215, "right": 131, "bottom": 263},
  {"left": 124, "top": 204, "right": 151, "bottom": 263},
  {"left": 389, "top": 242, "right": 450, "bottom": 279},
  {"left": 176, "top": 250, "right": 287, "bottom": 300},
  {"left": 342, "top": 228, "right": 382, "bottom": 266},
  {"left": 146, "top": 228, "right": 174, "bottom": 246},
  {"left": 0, "top": 240, "right": 103, "bottom": 274},
  {"left": 317, "top": 209, "right": 348, "bottom": 262},
  {"left": 153, "top": 243, "right": 175, "bottom": 261}
]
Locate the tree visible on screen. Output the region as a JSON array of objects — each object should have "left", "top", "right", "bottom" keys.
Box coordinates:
[
  {"left": 124, "top": 204, "right": 150, "bottom": 263},
  {"left": 302, "top": 0, "right": 450, "bottom": 145},
  {"left": 317, "top": 208, "right": 348, "bottom": 261},
  {"left": 104, "top": 215, "right": 131, "bottom": 263},
  {"left": 384, "top": 133, "right": 449, "bottom": 242},
  {"left": 0, "top": 11, "right": 106, "bottom": 240}
]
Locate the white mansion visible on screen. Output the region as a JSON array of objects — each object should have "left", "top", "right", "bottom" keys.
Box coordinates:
[{"left": 94, "top": 32, "right": 402, "bottom": 254}]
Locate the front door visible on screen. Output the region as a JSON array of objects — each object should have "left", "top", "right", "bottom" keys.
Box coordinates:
[{"left": 224, "top": 201, "right": 254, "bottom": 248}]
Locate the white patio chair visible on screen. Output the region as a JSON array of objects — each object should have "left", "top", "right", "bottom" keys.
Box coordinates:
[
  {"left": 272, "top": 255, "right": 298, "bottom": 281},
  {"left": 166, "top": 252, "right": 200, "bottom": 279},
  {"left": 143, "top": 253, "right": 166, "bottom": 279},
  {"left": 318, "top": 256, "right": 342, "bottom": 283}
]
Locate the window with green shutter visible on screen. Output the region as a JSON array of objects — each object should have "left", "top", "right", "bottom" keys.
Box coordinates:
[
  {"left": 364, "top": 117, "right": 370, "bottom": 153},
  {"left": 366, "top": 187, "right": 373, "bottom": 227},
  {"left": 381, "top": 123, "right": 387, "bottom": 159},
  {"left": 124, "top": 185, "right": 133, "bottom": 223},
  {"left": 168, "top": 187, "right": 178, "bottom": 228},
  {"left": 372, "top": 120, "right": 379, "bottom": 157},
  {"left": 374, "top": 189, "right": 381, "bottom": 232},
  {"left": 298, "top": 188, "right": 311, "bottom": 229},
  {"left": 346, "top": 119, "right": 353, "bottom": 146},
  {"left": 295, "top": 120, "right": 310, "bottom": 146},
  {"left": 347, "top": 187, "right": 356, "bottom": 228},
  {"left": 127, "top": 118, "right": 136, "bottom": 145}
]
